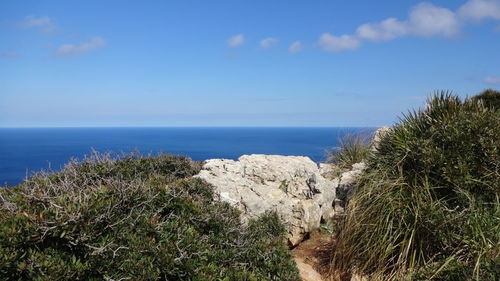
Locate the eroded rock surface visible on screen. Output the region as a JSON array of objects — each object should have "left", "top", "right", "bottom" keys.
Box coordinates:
[{"left": 195, "top": 154, "right": 338, "bottom": 246}]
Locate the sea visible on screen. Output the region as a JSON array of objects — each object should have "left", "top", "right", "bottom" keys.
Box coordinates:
[{"left": 0, "top": 127, "right": 375, "bottom": 186}]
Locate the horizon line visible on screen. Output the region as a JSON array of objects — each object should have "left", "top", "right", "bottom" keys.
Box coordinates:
[{"left": 0, "top": 125, "right": 381, "bottom": 129}]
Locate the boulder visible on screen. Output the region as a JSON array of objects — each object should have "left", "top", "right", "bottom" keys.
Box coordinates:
[{"left": 195, "top": 154, "right": 338, "bottom": 246}]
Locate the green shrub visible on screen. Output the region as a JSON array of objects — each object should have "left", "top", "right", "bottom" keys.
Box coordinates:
[
  {"left": 372, "top": 91, "right": 499, "bottom": 203},
  {"left": 472, "top": 89, "right": 500, "bottom": 111},
  {"left": 330, "top": 91, "right": 500, "bottom": 281},
  {"left": 0, "top": 153, "right": 300, "bottom": 281},
  {"left": 327, "top": 133, "right": 371, "bottom": 169},
  {"left": 49, "top": 151, "right": 203, "bottom": 183}
]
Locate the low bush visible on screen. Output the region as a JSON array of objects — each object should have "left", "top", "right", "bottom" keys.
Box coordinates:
[
  {"left": 0, "top": 153, "right": 300, "bottom": 281},
  {"left": 330, "top": 91, "right": 500, "bottom": 280}
]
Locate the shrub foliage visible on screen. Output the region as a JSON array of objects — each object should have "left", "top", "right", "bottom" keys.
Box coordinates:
[
  {"left": 330, "top": 91, "right": 500, "bottom": 281},
  {"left": 472, "top": 88, "right": 500, "bottom": 111},
  {"left": 0, "top": 153, "right": 300, "bottom": 280}
]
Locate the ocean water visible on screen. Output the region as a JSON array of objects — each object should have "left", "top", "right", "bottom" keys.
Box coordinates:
[{"left": 0, "top": 127, "right": 375, "bottom": 186}]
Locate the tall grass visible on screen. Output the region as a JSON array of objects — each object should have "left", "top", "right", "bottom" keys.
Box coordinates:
[
  {"left": 330, "top": 91, "right": 500, "bottom": 280},
  {"left": 327, "top": 133, "right": 371, "bottom": 169}
]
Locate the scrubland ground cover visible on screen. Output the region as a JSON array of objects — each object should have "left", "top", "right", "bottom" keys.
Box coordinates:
[{"left": 0, "top": 152, "right": 300, "bottom": 281}]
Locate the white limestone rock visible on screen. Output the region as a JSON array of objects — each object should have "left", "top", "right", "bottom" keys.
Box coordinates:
[
  {"left": 195, "top": 154, "right": 338, "bottom": 246},
  {"left": 318, "top": 162, "right": 338, "bottom": 180}
]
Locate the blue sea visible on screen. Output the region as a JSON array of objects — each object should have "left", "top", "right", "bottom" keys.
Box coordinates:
[{"left": 0, "top": 127, "right": 374, "bottom": 186}]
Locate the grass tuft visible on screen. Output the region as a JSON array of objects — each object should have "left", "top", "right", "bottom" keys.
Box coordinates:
[{"left": 327, "top": 133, "right": 371, "bottom": 169}]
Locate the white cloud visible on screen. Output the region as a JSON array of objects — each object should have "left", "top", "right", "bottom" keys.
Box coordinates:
[
  {"left": 288, "top": 41, "right": 303, "bottom": 53},
  {"left": 318, "top": 1, "right": 466, "bottom": 52},
  {"left": 355, "top": 3, "right": 460, "bottom": 42},
  {"left": 459, "top": 0, "right": 500, "bottom": 21},
  {"left": 17, "top": 15, "right": 56, "bottom": 33},
  {"left": 318, "top": 33, "right": 360, "bottom": 52},
  {"left": 1, "top": 51, "right": 19, "bottom": 58},
  {"left": 227, "top": 34, "right": 245, "bottom": 47},
  {"left": 484, "top": 76, "right": 500, "bottom": 84},
  {"left": 408, "top": 3, "right": 460, "bottom": 37},
  {"left": 357, "top": 18, "right": 408, "bottom": 41},
  {"left": 54, "top": 37, "right": 106, "bottom": 57},
  {"left": 260, "top": 37, "right": 278, "bottom": 48}
]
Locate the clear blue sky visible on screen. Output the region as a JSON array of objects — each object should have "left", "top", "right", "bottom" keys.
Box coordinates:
[{"left": 1, "top": 0, "right": 499, "bottom": 127}]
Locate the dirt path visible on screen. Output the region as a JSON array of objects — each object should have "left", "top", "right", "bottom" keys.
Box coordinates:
[{"left": 292, "top": 231, "right": 333, "bottom": 281}]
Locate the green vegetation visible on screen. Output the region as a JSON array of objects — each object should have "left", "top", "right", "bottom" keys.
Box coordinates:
[
  {"left": 330, "top": 91, "right": 500, "bottom": 280},
  {"left": 472, "top": 89, "right": 500, "bottom": 111},
  {"left": 0, "top": 153, "right": 300, "bottom": 280},
  {"left": 327, "top": 133, "right": 371, "bottom": 169}
]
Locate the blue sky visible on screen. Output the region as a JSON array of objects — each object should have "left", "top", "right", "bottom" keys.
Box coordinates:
[{"left": 1, "top": 0, "right": 499, "bottom": 127}]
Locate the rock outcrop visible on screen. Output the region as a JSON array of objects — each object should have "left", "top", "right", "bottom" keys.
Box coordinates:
[
  {"left": 195, "top": 154, "right": 338, "bottom": 246},
  {"left": 195, "top": 127, "right": 390, "bottom": 246}
]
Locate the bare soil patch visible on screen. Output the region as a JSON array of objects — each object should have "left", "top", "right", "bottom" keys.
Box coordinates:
[{"left": 292, "top": 231, "right": 334, "bottom": 281}]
